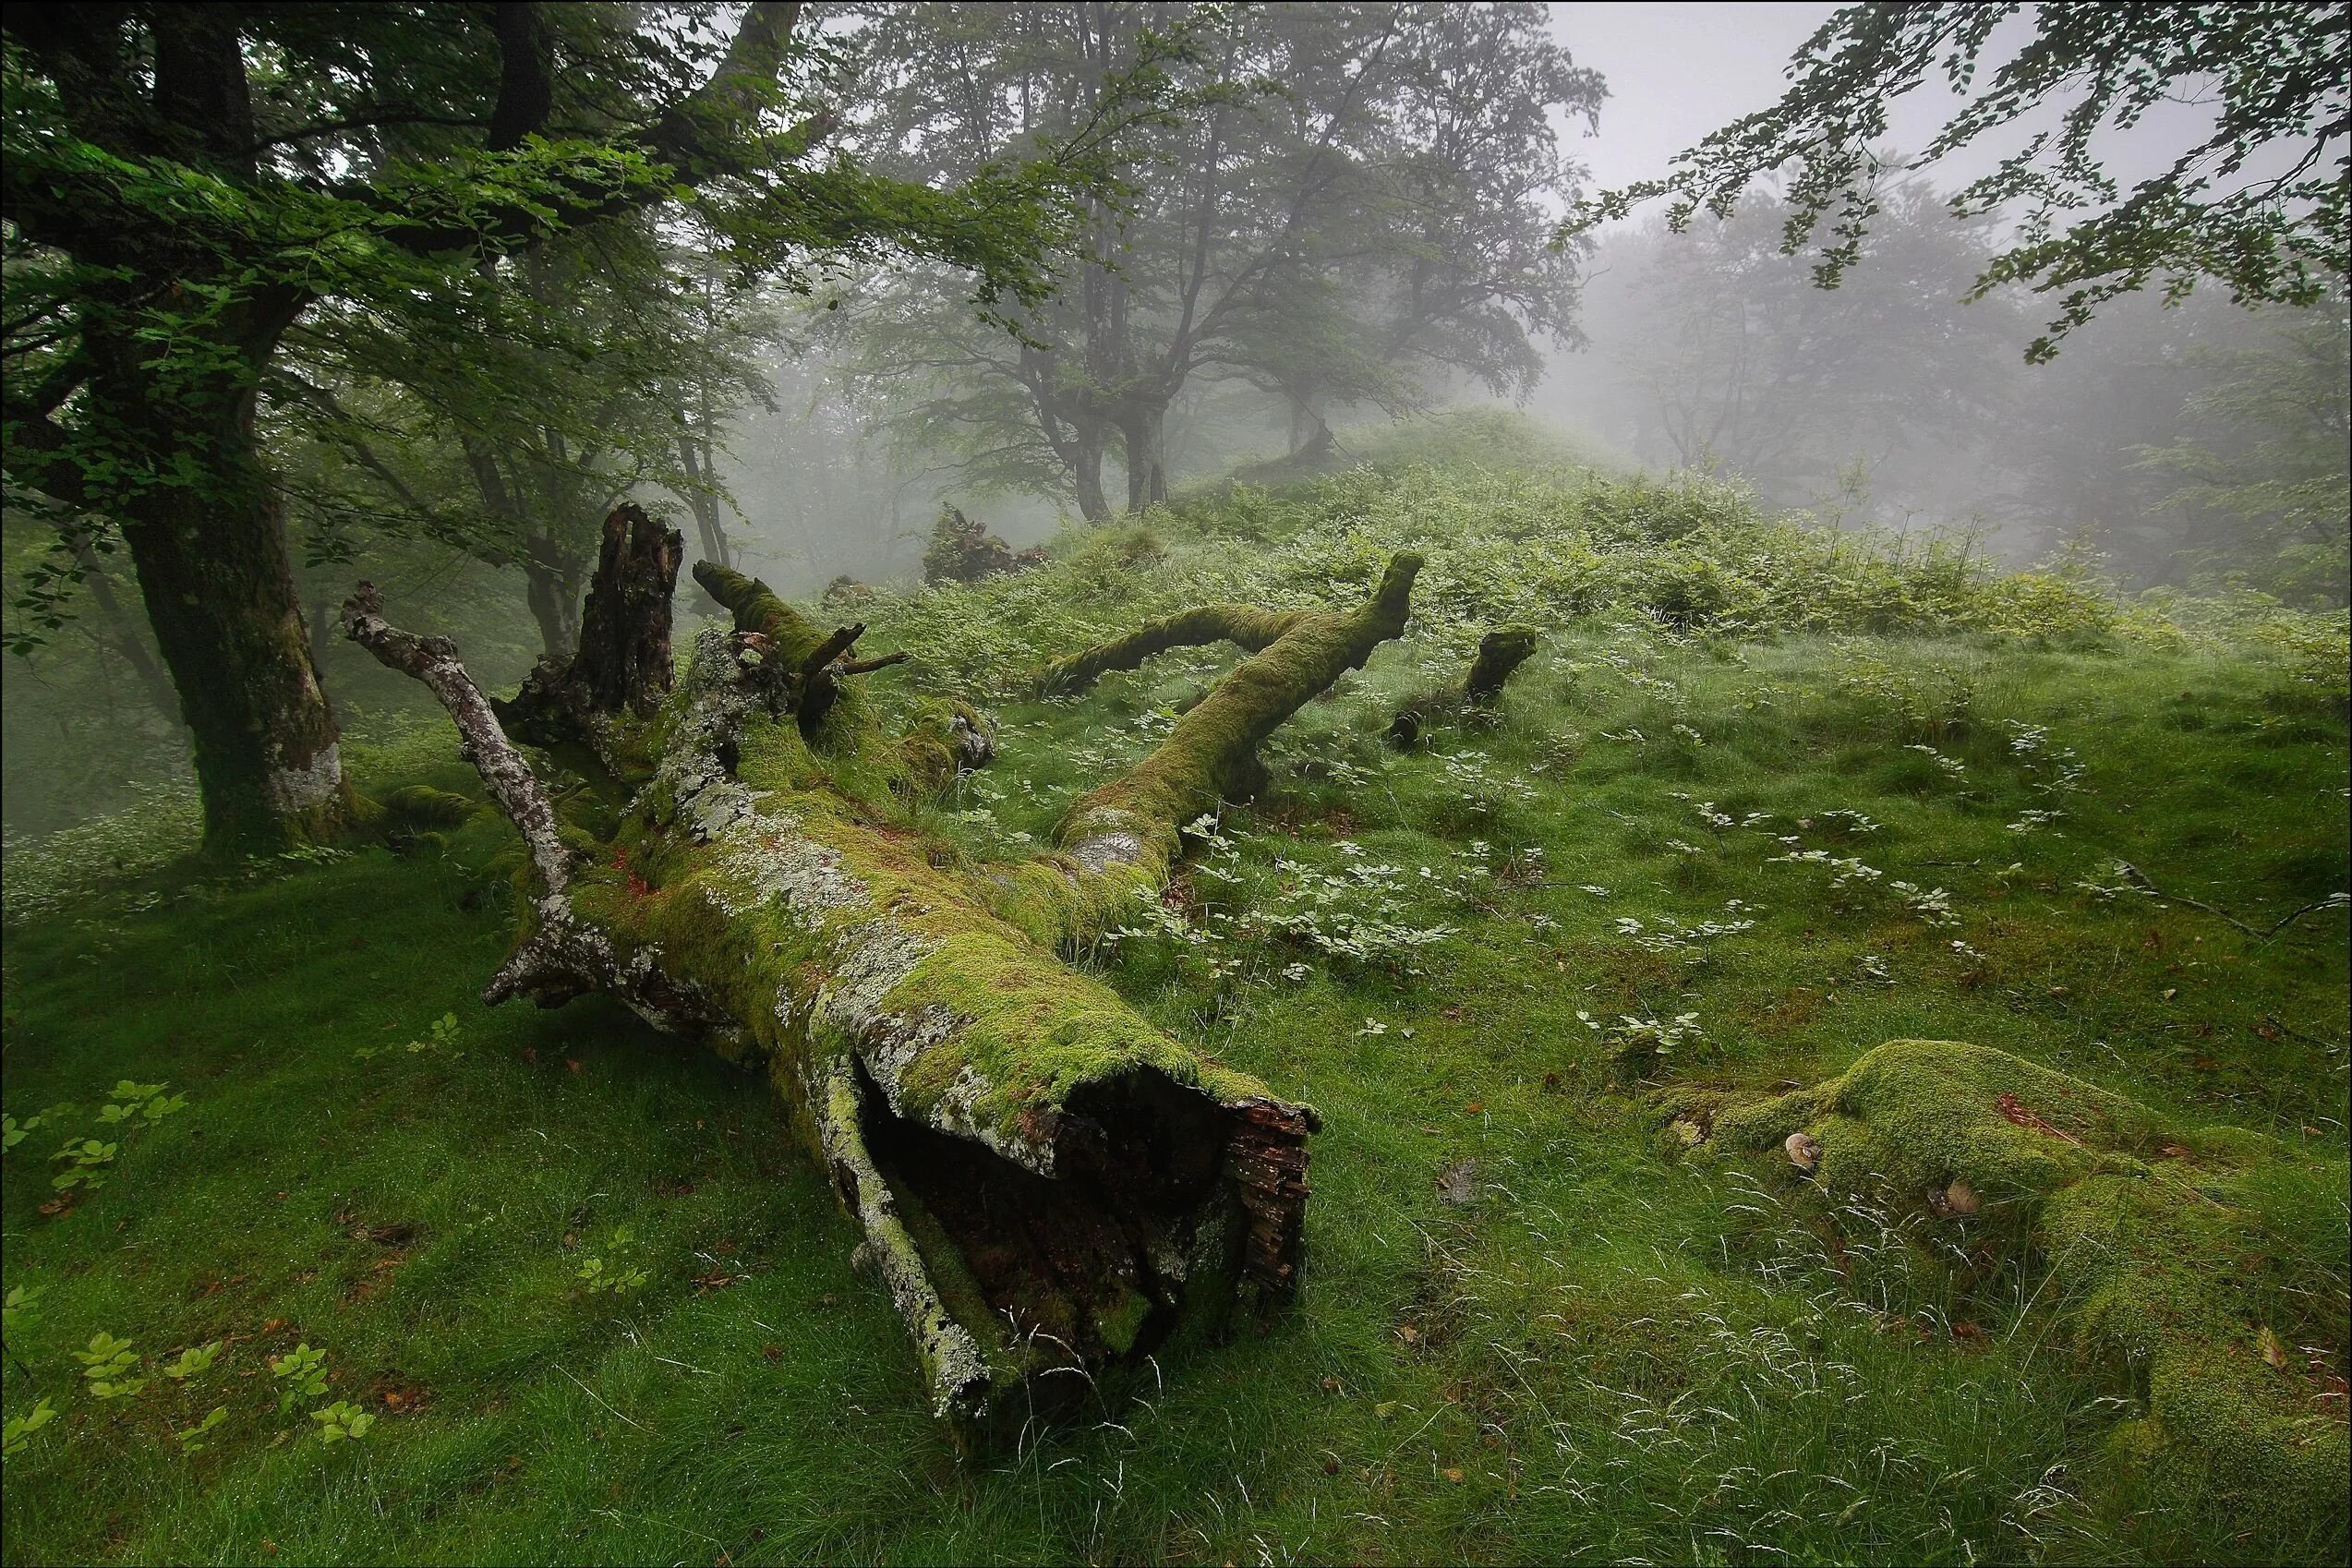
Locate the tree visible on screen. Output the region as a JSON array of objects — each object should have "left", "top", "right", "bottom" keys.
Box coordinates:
[
  {"left": 827, "top": 2, "right": 1599, "bottom": 517},
  {"left": 339, "top": 500, "right": 1511, "bottom": 1441},
  {"left": 2135, "top": 293, "right": 2350, "bottom": 605},
  {"left": 3, "top": 2, "right": 1106, "bottom": 854},
  {"left": 276, "top": 220, "right": 777, "bottom": 658},
  {"left": 1561, "top": 3, "right": 2351, "bottom": 361},
  {"left": 1572, "top": 183, "right": 2022, "bottom": 514}
]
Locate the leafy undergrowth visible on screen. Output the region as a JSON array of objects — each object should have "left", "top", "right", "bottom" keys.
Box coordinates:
[{"left": 6, "top": 429, "right": 2347, "bottom": 1564}]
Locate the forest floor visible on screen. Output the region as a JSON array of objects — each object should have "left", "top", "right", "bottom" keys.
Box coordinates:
[{"left": 5, "top": 426, "right": 2347, "bottom": 1565}]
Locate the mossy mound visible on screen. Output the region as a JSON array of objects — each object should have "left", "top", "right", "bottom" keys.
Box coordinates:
[
  {"left": 380, "top": 783, "right": 475, "bottom": 828},
  {"left": 1717, "top": 1039, "right": 2349, "bottom": 1534}
]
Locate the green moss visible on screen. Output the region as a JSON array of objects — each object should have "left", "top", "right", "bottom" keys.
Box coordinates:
[
  {"left": 1092, "top": 1281, "right": 1155, "bottom": 1356},
  {"left": 1717, "top": 1037, "right": 2165, "bottom": 1200},
  {"left": 381, "top": 784, "right": 474, "bottom": 828},
  {"left": 1720, "top": 1038, "right": 2348, "bottom": 1536}
]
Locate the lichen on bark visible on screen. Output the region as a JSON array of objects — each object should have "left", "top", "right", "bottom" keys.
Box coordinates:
[{"left": 342, "top": 513, "right": 1415, "bottom": 1444}]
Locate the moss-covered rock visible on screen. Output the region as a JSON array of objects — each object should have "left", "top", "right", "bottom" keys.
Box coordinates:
[{"left": 1717, "top": 1039, "right": 2347, "bottom": 1536}]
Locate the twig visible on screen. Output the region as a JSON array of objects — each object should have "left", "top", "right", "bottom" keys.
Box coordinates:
[
  {"left": 2111, "top": 862, "right": 2345, "bottom": 941},
  {"left": 555, "top": 1363, "right": 651, "bottom": 1433},
  {"left": 837, "top": 650, "right": 910, "bottom": 677},
  {"left": 800, "top": 622, "right": 864, "bottom": 681}
]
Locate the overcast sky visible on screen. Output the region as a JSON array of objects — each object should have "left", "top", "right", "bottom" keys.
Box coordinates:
[
  {"left": 1546, "top": 3, "right": 2229, "bottom": 226},
  {"left": 1546, "top": 2, "right": 1835, "bottom": 199}
]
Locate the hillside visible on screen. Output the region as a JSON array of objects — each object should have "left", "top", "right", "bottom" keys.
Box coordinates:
[{"left": 5, "top": 428, "right": 2346, "bottom": 1564}]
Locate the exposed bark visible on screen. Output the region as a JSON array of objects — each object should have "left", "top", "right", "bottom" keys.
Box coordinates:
[
  {"left": 344, "top": 541, "right": 1430, "bottom": 1444},
  {"left": 500, "top": 505, "right": 681, "bottom": 746}
]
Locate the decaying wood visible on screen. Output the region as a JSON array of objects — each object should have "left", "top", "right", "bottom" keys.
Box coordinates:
[
  {"left": 345, "top": 510, "right": 1425, "bottom": 1446},
  {"left": 1465, "top": 625, "right": 1538, "bottom": 703},
  {"left": 1388, "top": 623, "right": 1540, "bottom": 749}
]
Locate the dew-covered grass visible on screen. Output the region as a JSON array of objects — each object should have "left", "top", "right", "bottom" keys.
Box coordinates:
[{"left": 6, "top": 431, "right": 2346, "bottom": 1564}]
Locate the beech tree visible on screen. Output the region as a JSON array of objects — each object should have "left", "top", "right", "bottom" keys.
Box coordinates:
[
  {"left": 277, "top": 220, "right": 776, "bottom": 659},
  {"left": 1579, "top": 185, "right": 2021, "bottom": 510},
  {"left": 1561, "top": 2, "right": 2349, "bottom": 361},
  {"left": 3, "top": 2, "right": 1112, "bottom": 854},
  {"left": 826, "top": 1, "right": 1600, "bottom": 518},
  {"left": 334, "top": 496, "right": 1519, "bottom": 1439}
]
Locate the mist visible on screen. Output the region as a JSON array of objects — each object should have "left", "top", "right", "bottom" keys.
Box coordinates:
[{"left": 4, "top": 6, "right": 2347, "bottom": 1556}]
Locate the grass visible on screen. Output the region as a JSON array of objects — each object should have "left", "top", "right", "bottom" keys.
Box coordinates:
[{"left": 4, "top": 438, "right": 2346, "bottom": 1564}]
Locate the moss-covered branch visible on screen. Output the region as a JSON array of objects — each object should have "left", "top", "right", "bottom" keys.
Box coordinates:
[
  {"left": 1465, "top": 625, "right": 1539, "bottom": 702},
  {"left": 1034, "top": 603, "right": 1315, "bottom": 696},
  {"left": 352, "top": 549, "right": 1332, "bottom": 1448},
  {"left": 995, "top": 553, "right": 1423, "bottom": 947},
  {"left": 1389, "top": 623, "right": 1540, "bottom": 749}
]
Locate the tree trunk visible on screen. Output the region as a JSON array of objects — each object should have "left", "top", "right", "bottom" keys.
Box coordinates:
[
  {"left": 346, "top": 513, "right": 1425, "bottom": 1447},
  {"left": 116, "top": 491, "right": 349, "bottom": 854},
  {"left": 1465, "top": 626, "right": 1539, "bottom": 703},
  {"left": 1119, "top": 404, "right": 1169, "bottom": 513},
  {"left": 675, "top": 430, "right": 733, "bottom": 570},
  {"left": 1073, "top": 428, "right": 1113, "bottom": 524},
  {"left": 91, "top": 349, "right": 352, "bottom": 855},
  {"left": 49, "top": 286, "right": 353, "bottom": 857},
  {"left": 523, "top": 550, "right": 583, "bottom": 660},
  {"left": 76, "top": 549, "right": 183, "bottom": 720}
]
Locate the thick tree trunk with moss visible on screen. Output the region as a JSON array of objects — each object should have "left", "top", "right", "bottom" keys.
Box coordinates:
[
  {"left": 346, "top": 510, "right": 1422, "bottom": 1445},
  {"left": 84, "top": 314, "right": 356, "bottom": 856}
]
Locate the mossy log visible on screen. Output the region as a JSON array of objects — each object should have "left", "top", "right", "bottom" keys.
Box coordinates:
[
  {"left": 1464, "top": 625, "right": 1538, "bottom": 703},
  {"left": 345, "top": 514, "right": 1424, "bottom": 1446},
  {"left": 997, "top": 553, "right": 1422, "bottom": 948}
]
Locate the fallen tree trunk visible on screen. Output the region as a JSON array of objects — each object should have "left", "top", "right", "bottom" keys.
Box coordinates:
[{"left": 345, "top": 517, "right": 1423, "bottom": 1446}]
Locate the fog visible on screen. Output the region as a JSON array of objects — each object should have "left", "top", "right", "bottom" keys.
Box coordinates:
[
  {"left": 4, "top": 1, "right": 2345, "bottom": 839},
  {"left": 698, "top": 2, "right": 2346, "bottom": 596}
]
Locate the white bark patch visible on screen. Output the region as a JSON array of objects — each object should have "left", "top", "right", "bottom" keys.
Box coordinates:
[{"left": 265, "top": 742, "right": 343, "bottom": 813}]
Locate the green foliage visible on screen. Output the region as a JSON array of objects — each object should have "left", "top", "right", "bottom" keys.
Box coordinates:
[
  {"left": 309, "top": 1402, "right": 375, "bottom": 1444},
  {"left": 1563, "top": 3, "right": 2350, "bottom": 360},
  {"left": 1713, "top": 1039, "right": 2351, "bottom": 1534},
  {"left": 2134, "top": 299, "right": 2352, "bottom": 607},
  {"left": 49, "top": 1138, "right": 117, "bottom": 1194},
  {"left": 269, "top": 1345, "right": 329, "bottom": 1413},
  {"left": 357, "top": 1011, "right": 462, "bottom": 1064},
  {"left": 163, "top": 1341, "right": 223, "bottom": 1382},
  {"left": 573, "top": 1227, "right": 651, "bottom": 1297},
  {"left": 831, "top": 3, "right": 1601, "bottom": 513},
  {"left": 1, "top": 1398, "right": 56, "bottom": 1459},
  {"left": 71, "top": 1333, "right": 144, "bottom": 1400},
  {"left": 175, "top": 1405, "right": 228, "bottom": 1455},
  {"left": 1, "top": 439, "right": 2343, "bottom": 1563}
]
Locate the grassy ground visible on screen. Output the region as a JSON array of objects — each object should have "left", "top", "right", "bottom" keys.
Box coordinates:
[{"left": 5, "top": 440, "right": 2346, "bottom": 1564}]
